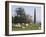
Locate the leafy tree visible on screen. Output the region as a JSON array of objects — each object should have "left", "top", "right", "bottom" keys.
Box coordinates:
[
  {"left": 16, "top": 7, "right": 25, "bottom": 16},
  {"left": 12, "top": 7, "right": 32, "bottom": 24},
  {"left": 15, "top": 7, "right": 26, "bottom": 23}
]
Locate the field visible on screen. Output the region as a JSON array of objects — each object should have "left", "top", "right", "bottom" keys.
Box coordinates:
[{"left": 12, "top": 23, "right": 41, "bottom": 31}]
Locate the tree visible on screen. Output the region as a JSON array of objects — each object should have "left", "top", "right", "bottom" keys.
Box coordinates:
[
  {"left": 12, "top": 7, "right": 32, "bottom": 24},
  {"left": 16, "top": 7, "right": 25, "bottom": 16},
  {"left": 13, "top": 7, "right": 26, "bottom": 23},
  {"left": 25, "top": 15, "right": 32, "bottom": 23}
]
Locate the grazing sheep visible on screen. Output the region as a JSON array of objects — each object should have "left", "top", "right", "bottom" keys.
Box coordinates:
[
  {"left": 22, "top": 26, "right": 25, "bottom": 28},
  {"left": 14, "top": 23, "right": 21, "bottom": 27},
  {"left": 26, "top": 24, "right": 28, "bottom": 26},
  {"left": 22, "top": 23, "right": 24, "bottom": 25}
]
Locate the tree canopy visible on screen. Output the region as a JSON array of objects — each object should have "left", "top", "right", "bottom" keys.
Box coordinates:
[{"left": 12, "top": 7, "right": 32, "bottom": 24}]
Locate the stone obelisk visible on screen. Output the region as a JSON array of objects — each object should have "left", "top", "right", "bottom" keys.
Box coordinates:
[{"left": 34, "top": 8, "right": 36, "bottom": 24}]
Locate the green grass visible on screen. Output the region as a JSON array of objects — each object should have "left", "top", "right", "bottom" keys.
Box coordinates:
[{"left": 12, "top": 23, "right": 41, "bottom": 31}]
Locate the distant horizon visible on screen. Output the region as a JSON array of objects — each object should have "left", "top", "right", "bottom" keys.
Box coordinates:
[{"left": 12, "top": 5, "right": 41, "bottom": 23}]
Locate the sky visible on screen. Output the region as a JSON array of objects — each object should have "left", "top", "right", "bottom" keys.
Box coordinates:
[{"left": 12, "top": 5, "right": 41, "bottom": 23}]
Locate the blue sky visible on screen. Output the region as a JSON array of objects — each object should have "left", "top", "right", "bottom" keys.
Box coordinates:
[{"left": 12, "top": 5, "right": 41, "bottom": 23}]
